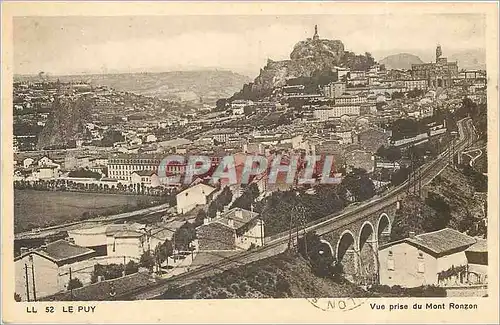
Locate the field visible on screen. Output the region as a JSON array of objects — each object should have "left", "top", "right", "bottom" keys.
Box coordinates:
[{"left": 14, "top": 190, "right": 160, "bottom": 233}]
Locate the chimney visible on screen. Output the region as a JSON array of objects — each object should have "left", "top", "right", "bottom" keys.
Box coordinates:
[
  {"left": 409, "top": 231, "right": 416, "bottom": 238},
  {"left": 223, "top": 205, "right": 229, "bottom": 213},
  {"left": 20, "top": 247, "right": 28, "bottom": 255},
  {"left": 235, "top": 208, "right": 243, "bottom": 219}
]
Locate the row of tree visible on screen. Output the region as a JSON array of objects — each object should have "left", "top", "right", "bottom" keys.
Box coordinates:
[{"left": 14, "top": 179, "right": 177, "bottom": 199}]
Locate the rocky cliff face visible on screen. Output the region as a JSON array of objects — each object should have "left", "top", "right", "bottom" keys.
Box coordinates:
[
  {"left": 37, "top": 95, "right": 93, "bottom": 150},
  {"left": 251, "top": 38, "right": 346, "bottom": 91}
]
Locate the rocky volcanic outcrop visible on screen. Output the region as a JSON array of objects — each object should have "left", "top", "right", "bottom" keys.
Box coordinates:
[
  {"left": 252, "top": 36, "right": 346, "bottom": 91},
  {"left": 37, "top": 95, "right": 94, "bottom": 149}
]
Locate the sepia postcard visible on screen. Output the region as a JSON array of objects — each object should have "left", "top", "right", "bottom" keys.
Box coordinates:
[{"left": 1, "top": 1, "right": 499, "bottom": 323}]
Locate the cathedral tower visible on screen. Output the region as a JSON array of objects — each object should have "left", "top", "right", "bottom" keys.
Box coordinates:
[{"left": 436, "top": 44, "right": 442, "bottom": 62}]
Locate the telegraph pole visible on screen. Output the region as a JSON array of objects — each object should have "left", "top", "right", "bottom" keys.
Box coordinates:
[
  {"left": 288, "top": 206, "right": 294, "bottom": 250},
  {"left": 24, "top": 264, "right": 30, "bottom": 302},
  {"left": 69, "top": 267, "right": 74, "bottom": 301},
  {"left": 31, "top": 262, "right": 37, "bottom": 302}
]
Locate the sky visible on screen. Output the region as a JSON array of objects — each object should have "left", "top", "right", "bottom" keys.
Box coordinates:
[{"left": 14, "top": 14, "right": 486, "bottom": 78}]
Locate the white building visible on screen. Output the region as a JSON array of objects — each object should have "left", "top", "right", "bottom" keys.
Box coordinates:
[
  {"left": 403, "top": 79, "right": 428, "bottom": 91},
  {"left": 23, "top": 158, "right": 34, "bottom": 169},
  {"left": 130, "top": 170, "right": 161, "bottom": 187},
  {"left": 15, "top": 240, "right": 96, "bottom": 301},
  {"left": 231, "top": 100, "right": 253, "bottom": 115},
  {"left": 145, "top": 134, "right": 158, "bottom": 143},
  {"left": 176, "top": 183, "right": 216, "bottom": 214},
  {"left": 335, "top": 95, "right": 367, "bottom": 105},
  {"left": 379, "top": 228, "right": 477, "bottom": 288}
]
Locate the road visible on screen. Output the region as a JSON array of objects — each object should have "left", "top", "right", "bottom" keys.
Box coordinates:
[{"left": 117, "top": 118, "right": 475, "bottom": 301}]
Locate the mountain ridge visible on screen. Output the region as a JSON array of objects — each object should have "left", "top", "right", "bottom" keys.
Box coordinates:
[{"left": 15, "top": 70, "right": 252, "bottom": 105}]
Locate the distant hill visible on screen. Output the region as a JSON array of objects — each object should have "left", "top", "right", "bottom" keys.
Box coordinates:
[
  {"left": 449, "top": 49, "right": 486, "bottom": 70},
  {"left": 15, "top": 70, "right": 251, "bottom": 105},
  {"left": 379, "top": 53, "right": 424, "bottom": 70}
]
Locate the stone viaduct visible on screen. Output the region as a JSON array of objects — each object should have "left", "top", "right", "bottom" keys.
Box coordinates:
[{"left": 306, "top": 200, "right": 400, "bottom": 285}]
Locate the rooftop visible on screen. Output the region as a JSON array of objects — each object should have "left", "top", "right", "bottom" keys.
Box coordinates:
[
  {"left": 132, "top": 170, "right": 157, "bottom": 177},
  {"left": 466, "top": 238, "right": 487, "bottom": 253},
  {"left": 381, "top": 228, "right": 477, "bottom": 257},
  {"left": 206, "top": 207, "right": 261, "bottom": 230},
  {"left": 16, "top": 239, "right": 96, "bottom": 265}
]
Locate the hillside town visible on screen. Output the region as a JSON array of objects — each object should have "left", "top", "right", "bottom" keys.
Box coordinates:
[{"left": 13, "top": 25, "right": 488, "bottom": 302}]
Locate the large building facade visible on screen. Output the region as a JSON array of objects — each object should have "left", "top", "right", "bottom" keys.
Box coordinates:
[{"left": 411, "top": 45, "right": 459, "bottom": 88}]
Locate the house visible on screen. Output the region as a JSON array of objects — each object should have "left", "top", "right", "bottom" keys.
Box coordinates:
[
  {"left": 37, "top": 156, "right": 54, "bottom": 166},
  {"left": 176, "top": 183, "right": 216, "bottom": 214},
  {"left": 148, "top": 220, "right": 186, "bottom": 250},
  {"left": 105, "top": 223, "right": 147, "bottom": 261},
  {"left": 145, "top": 134, "right": 157, "bottom": 143},
  {"left": 131, "top": 170, "right": 161, "bottom": 187},
  {"left": 357, "top": 128, "right": 390, "bottom": 154},
  {"left": 196, "top": 207, "right": 264, "bottom": 251},
  {"left": 464, "top": 239, "right": 488, "bottom": 285},
  {"left": 33, "top": 165, "right": 60, "bottom": 179},
  {"left": 23, "top": 157, "right": 34, "bottom": 169},
  {"left": 231, "top": 100, "right": 253, "bottom": 115},
  {"left": 15, "top": 240, "right": 97, "bottom": 301},
  {"left": 345, "top": 149, "right": 374, "bottom": 173},
  {"left": 378, "top": 228, "right": 477, "bottom": 288}
]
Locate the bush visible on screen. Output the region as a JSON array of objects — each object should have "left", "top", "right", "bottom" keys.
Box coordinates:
[
  {"left": 369, "top": 284, "right": 446, "bottom": 297},
  {"left": 90, "top": 263, "right": 124, "bottom": 283},
  {"left": 124, "top": 260, "right": 139, "bottom": 275},
  {"left": 14, "top": 292, "right": 22, "bottom": 302},
  {"left": 67, "top": 278, "right": 83, "bottom": 290}
]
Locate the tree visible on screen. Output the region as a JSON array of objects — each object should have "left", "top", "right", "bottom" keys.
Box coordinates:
[
  {"left": 68, "top": 168, "right": 102, "bottom": 179},
  {"left": 100, "top": 129, "right": 125, "bottom": 147},
  {"left": 391, "top": 91, "right": 405, "bottom": 100},
  {"left": 139, "top": 251, "right": 155, "bottom": 271},
  {"left": 194, "top": 210, "right": 207, "bottom": 227},
  {"left": 340, "top": 168, "right": 375, "bottom": 202},
  {"left": 67, "top": 277, "right": 83, "bottom": 290},
  {"left": 215, "top": 98, "right": 228, "bottom": 111},
  {"left": 90, "top": 264, "right": 124, "bottom": 283},
  {"left": 390, "top": 195, "right": 446, "bottom": 241},
  {"left": 14, "top": 293, "right": 22, "bottom": 302},
  {"left": 154, "top": 240, "right": 174, "bottom": 268},
  {"left": 231, "top": 183, "right": 260, "bottom": 210},
  {"left": 391, "top": 167, "right": 410, "bottom": 186},
  {"left": 175, "top": 223, "right": 196, "bottom": 251}
]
